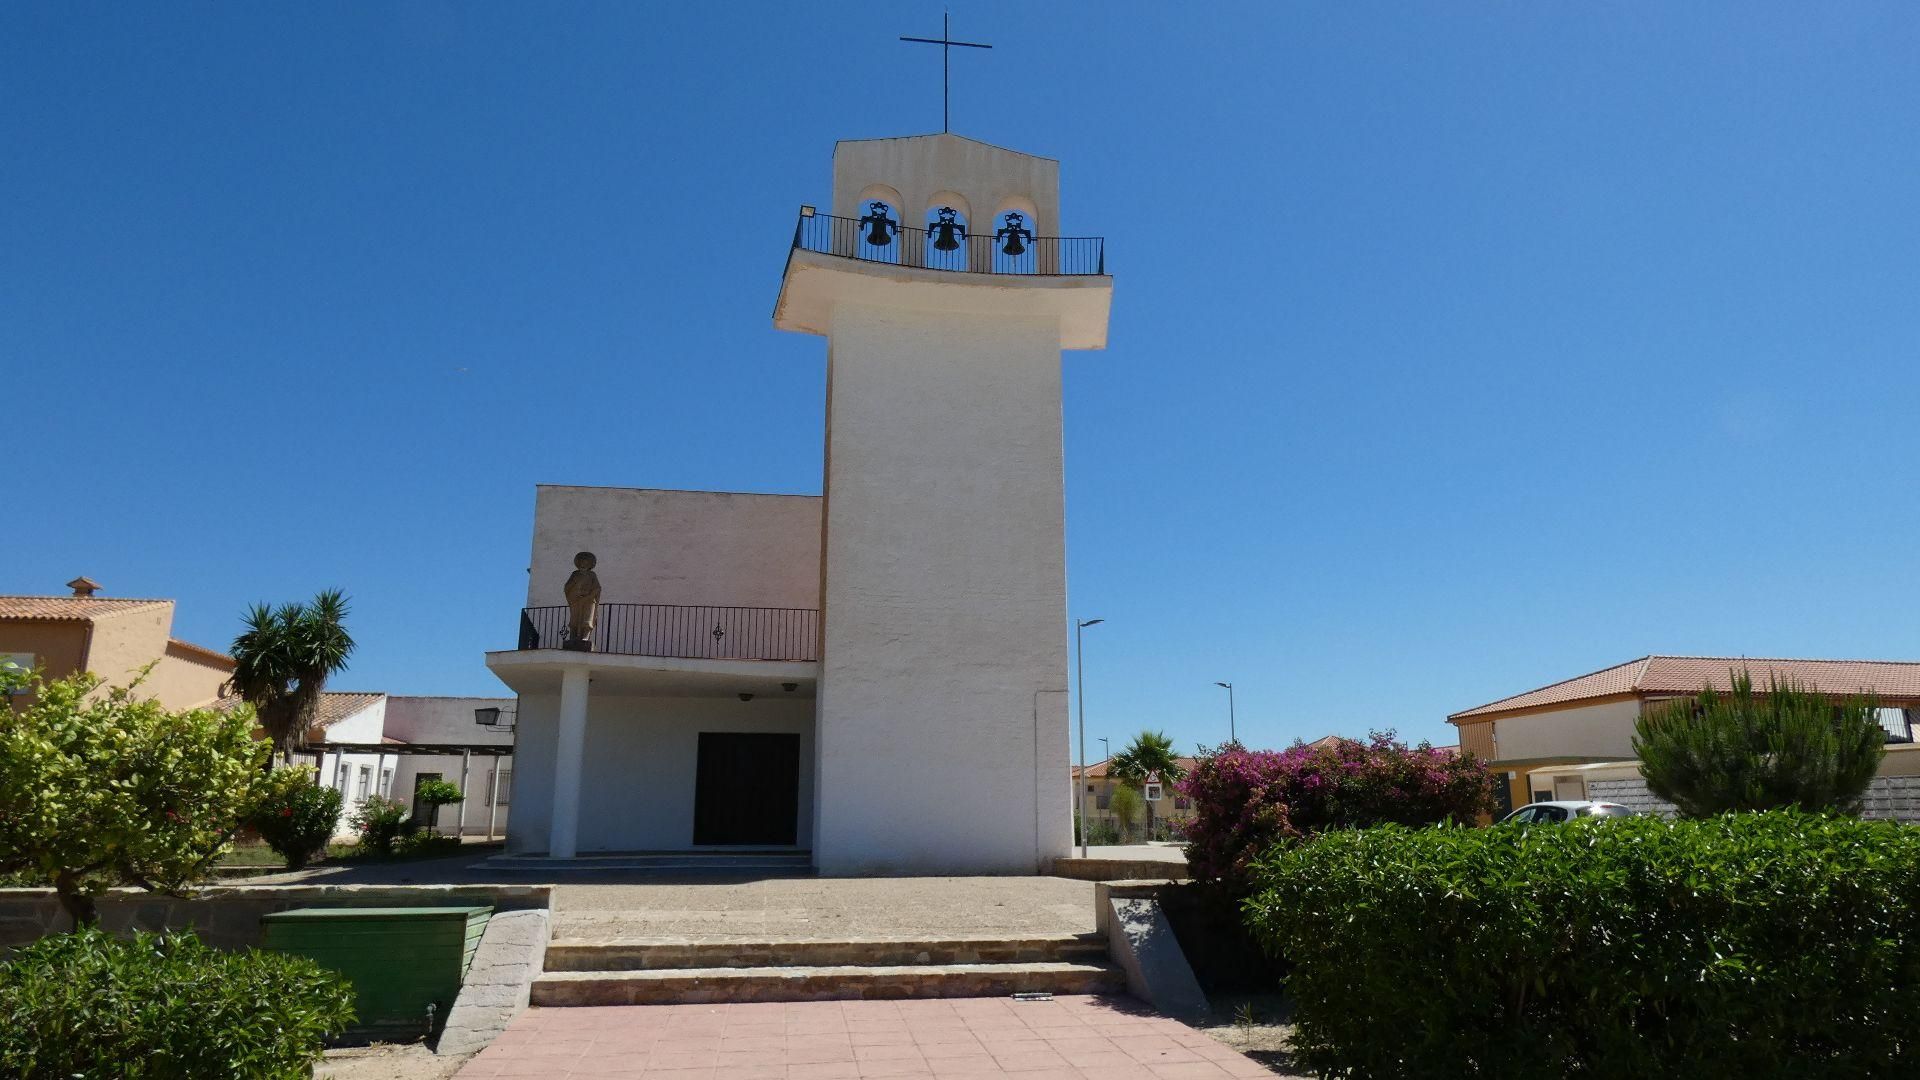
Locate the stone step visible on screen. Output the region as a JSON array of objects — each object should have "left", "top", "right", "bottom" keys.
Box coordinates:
[
  {"left": 487, "top": 851, "right": 814, "bottom": 872},
  {"left": 531, "top": 961, "right": 1126, "bottom": 1006},
  {"left": 545, "top": 932, "right": 1109, "bottom": 971}
]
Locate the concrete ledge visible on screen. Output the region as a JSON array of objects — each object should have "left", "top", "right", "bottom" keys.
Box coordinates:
[
  {"left": 436, "top": 909, "right": 550, "bottom": 1057},
  {"left": 0, "top": 884, "right": 551, "bottom": 951},
  {"left": 1052, "top": 858, "right": 1188, "bottom": 882},
  {"left": 1092, "top": 881, "right": 1174, "bottom": 936},
  {"left": 1105, "top": 895, "right": 1209, "bottom": 1020}
]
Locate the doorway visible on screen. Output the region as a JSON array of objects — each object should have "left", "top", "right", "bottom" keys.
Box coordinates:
[
  {"left": 692, "top": 733, "right": 800, "bottom": 846},
  {"left": 412, "top": 772, "right": 443, "bottom": 829}
]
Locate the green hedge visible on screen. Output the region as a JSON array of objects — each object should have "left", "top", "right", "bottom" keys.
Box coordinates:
[
  {"left": 0, "top": 928, "right": 353, "bottom": 1079},
  {"left": 1244, "top": 812, "right": 1920, "bottom": 1078}
]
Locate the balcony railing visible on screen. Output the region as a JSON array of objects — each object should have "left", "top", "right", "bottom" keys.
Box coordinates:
[
  {"left": 792, "top": 209, "right": 1105, "bottom": 276},
  {"left": 518, "top": 604, "right": 820, "bottom": 662}
]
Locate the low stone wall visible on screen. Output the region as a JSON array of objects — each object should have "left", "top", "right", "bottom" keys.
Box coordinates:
[
  {"left": 1587, "top": 775, "right": 1920, "bottom": 822},
  {"left": 0, "top": 884, "right": 550, "bottom": 952}
]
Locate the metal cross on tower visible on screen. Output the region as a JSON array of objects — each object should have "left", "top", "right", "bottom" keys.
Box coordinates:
[{"left": 900, "top": 13, "right": 992, "bottom": 133}]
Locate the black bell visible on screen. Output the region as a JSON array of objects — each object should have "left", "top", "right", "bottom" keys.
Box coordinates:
[
  {"left": 859, "top": 201, "right": 896, "bottom": 247},
  {"left": 996, "top": 211, "right": 1033, "bottom": 258},
  {"left": 929, "top": 206, "right": 964, "bottom": 252}
]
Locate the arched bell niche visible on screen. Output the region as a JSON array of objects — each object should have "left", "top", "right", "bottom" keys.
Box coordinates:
[
  {"left": 989, "top": 195, "right": 1043, "bottom": 273},
  {"left": 920, "top": 191, "right": 974, "bottom": 271},
  {"left": 848, "top": 184, "right": 906, "bottom": 263}
]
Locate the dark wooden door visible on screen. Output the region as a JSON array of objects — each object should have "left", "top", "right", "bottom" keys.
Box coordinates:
[
  {"left": 412, "top": 772, "right": 442, "bottom": 828},
  {"left": 693, "top": 733, "right": 800, "bottom": 846}
]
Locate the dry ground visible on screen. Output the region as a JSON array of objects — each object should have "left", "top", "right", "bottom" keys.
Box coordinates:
[{"left": 315, "top": 1043, "right": 468, "bottom": 1080}]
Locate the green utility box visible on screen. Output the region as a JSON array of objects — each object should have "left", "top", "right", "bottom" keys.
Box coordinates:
[{"left": 261, "top": 906, "right": 492, "bottom": 1042}]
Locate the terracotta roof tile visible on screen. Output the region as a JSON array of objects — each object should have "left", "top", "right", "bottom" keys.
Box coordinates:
[
  {"left": 1450, "top": 657, "right": 1647, "bottom": 720},
  {"left": 212, "top": 690, "right": 385, "bottom": 733},
  {"left": 1071, "top": 756, "right": 1198, "bottom": 781},
  {"left": 1452, "top": 655, "right": 1920, "bottom": 721},
  {"left": 164, "top": 638, "right": 234, "bottom": 668},
  {"left": 315, "top": 692, "right": 384, "bottom": 729},
  {"left": 1637, "top": 656, "right": 1920, "bottom": 699},
  {"left": 0, "top": 596, "right": 170, "bottom": 621}
]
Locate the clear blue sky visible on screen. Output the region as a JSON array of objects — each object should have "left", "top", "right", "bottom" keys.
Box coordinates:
[{"left": 6, "top": 4, "right": 1919, "bottom": 754}]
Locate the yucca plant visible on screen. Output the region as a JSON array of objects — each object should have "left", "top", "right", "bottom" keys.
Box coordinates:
[
  {"left": 226, "top": 590, "right": 355, "bottom": 763},
  {"left": 1633, "top": 670, "right": 1885, "bottom": 817}
]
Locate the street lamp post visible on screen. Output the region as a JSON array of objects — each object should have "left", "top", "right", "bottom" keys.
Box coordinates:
[
  {"left": 1215, "top": 681, "right": 1236, "bottom": 744},
  {"left": 1076, "top": 618, "right": 1105, "bottom": 858}
]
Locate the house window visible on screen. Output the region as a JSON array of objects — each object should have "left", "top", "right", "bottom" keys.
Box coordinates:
[
  {"left": 1175, "top": 797, "right": 1190, "bottom": 810},
  {"left": 490, "top": 768, "right": 513, "bottom": 805},
  {"left": 379, "top": 768, "right": 393, "bottom": 797},
  {"left": 2, "top": 653, "right": 32, "bottom": 692},
  {"left": 336, "top": 764, "right": 351, "bottom": 791},
  {"left": 356, "top": 766, "right": 371, "bottom": 801},
  {"left": 1096, "top": 792, "right": 1110, "bottom": 810}
]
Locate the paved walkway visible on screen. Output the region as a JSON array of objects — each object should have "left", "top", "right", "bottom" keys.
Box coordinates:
[
  {"left": 452, "top": 996, "right": 1278, "bottom": 1079},
  {"left": 551, "top": 878, "right": 1096, "bottom": 942}
]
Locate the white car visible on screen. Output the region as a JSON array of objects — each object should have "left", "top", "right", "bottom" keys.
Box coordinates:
[{"left": 1500, "top": 800, "right": 1635, "bottom": 824}]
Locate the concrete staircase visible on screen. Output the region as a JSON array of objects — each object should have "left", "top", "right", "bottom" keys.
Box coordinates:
[{"left": 531, "top": 932, "right": 1125, "bottom": 1006}]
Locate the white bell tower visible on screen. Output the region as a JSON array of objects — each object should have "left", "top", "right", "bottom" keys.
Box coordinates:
[{"left": 775, "top": 133, "right": 1112, "bottom": 874}]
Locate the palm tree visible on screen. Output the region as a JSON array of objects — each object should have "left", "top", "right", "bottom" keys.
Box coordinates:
[
  {"left": 226, "top": 590, "right": 355, "bottom": 764},
  {"left": 1109, "top": 730, "right": 1185, "bottom": 841}
]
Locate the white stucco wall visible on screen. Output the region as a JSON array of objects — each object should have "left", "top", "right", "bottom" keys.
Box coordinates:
[
  {"left": 381, "top": 695, "right": 517, "bottom": 836},
  {"left": 832, "top": 134, "right": 1063, "bottom": 240},
  {"left": 526, "top": 487, "right": 821, "bottom": 610},
  {"left": 811, "top": 300, "right": 1073, "bottom": 875},
  {"left": 1491, "top": 699, "right": 1643, "bottom": 761},
  {"left": 507, "top": 691, "right": 814, "bottom": 855}
]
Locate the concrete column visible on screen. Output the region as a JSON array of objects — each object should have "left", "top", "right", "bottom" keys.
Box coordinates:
[
  {"left": 456, "top": 749, "right": 472, "bottom": 838},
  {"left": 549, "top": 666, "right": 589, "bottom": 858},
  {"left": 487, "top": 759, "right": 504, "bottom": 841}
]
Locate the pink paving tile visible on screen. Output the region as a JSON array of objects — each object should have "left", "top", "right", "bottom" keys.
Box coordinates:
[
  {"left": 851, "top": 1030, "right": 919, "bottom": 1047},
  {"left": 1148, "top": 1064, "right": 1234, "bottom": 1080},
  {"left": 988, "top": 1050, "right": 1071, "bottom": 1072},
  {"left": 1061, "top": 1050, "right": 1139, "bottom": 1070},
  {"left": 855, "top": 1060, "right": 936, "bottom": 1079},
  {"left": 786, "top": 1062, "right": 863, "bottom": 1080},
  {"left": 714, "top": 1067, "right": 786, "bottom": 1080},
  {"left": 925, "top": 1054, "right": 1001, "bottom": 1075},
  {"left": 855, "top": 1044, "right": 929, "bottom": 1062},
  {"left": 452, "top": 999, "right": 1282, "bottom": 1080},
  {"left": 915, "top": 1040, "right": 988, "bottom": 1058},
  {"left": 717, "top": 1049, "right": 791, "bottom": 1067}
]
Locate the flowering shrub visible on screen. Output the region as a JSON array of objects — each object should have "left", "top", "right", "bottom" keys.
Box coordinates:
[
  {"left": 347, "top": 795, "right": 411, "bottom": 854},
  {"left": 245, "top": 767, "right": 342, "bottom": 870},
  {"left": 1177, "top": 732, "right": 1494, "bottom": 891}
]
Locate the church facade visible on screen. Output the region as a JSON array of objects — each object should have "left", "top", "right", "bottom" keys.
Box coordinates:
[{"left": 484, "top": 133, "right": 1111, "bottom": 874}]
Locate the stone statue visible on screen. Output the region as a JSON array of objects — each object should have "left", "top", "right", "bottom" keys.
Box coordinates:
[{"left": 562, "top": 551, "right": 601, "bottom": 651}]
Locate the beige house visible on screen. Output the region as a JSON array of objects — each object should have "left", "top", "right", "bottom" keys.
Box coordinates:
[
  {"left": 1449, "top": 655, "right": 1920, "bottom": 817},
  {"left": 1, "top": 577, "right": 233, "bottom": 711},
  {"left": 1072, "top": 757, "right": 1197, "bottom": 840}
]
